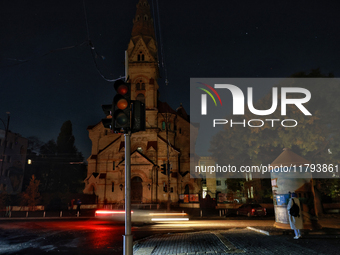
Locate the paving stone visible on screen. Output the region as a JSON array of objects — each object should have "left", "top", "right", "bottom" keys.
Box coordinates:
[{"left": 133, "top": 228, "right": 340, "bottom": 255}]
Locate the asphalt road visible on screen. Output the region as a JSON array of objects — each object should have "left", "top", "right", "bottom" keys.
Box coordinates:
[
  {"left": 2, "top": 216, "right": 340, "bottom": 255},
  {"left": 0, "top": 217, "right": 274, "bottom": 255}
]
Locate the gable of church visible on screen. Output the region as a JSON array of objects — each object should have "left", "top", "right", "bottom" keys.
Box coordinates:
[
  {"left": 128, "top": 36, "right": 156, "bottom": 63},
  {"left": 118, "top": 150, "right": 155, "bottom": 167}
]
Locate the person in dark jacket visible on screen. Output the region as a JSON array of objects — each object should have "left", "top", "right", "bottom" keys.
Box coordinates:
[
  {"left": 287, "top": 192, "right": 303, "bottom": 239},
  {"left": 76, "top": 199, "right": 82, "bottom": 216}
]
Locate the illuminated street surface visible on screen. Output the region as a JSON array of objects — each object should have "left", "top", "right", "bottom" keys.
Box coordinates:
[
  {"left": 0, "top": 217, "right": 339, "bottom": 254},
  {"left": 0, "top": 218, "right": 272, "bottom": 255}
]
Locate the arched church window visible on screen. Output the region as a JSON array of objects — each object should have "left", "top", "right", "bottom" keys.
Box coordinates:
[
  {"left": 136, "top": 93, "right": 145, "bottom": 104},
  {"left": 141, "top": 83, "right": 145, "bottom": 90},
  {"left": 136, "top": 15, "right": 140, "bottom": 21},
  {"left": 138, "top": 51, "right": 144, "bottom": 62},
  {"left": 136, "top": 83, "right": 141, "bottom": 90},
  {"left": 144, "top": 15, "right": 148, "bottom": 21}
]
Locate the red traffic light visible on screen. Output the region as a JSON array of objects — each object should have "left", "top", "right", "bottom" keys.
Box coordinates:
[
  {"left": 114, "top": 80, "right": 128, "bottom": 95},
  {"left": 117, "top": 85, "right": 128, "bottom": 95},
  {"left": 113, "top": 80, "right": 131, "bottom": 132}
]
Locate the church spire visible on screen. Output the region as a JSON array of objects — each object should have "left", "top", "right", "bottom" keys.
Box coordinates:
[
  {"left": 127, "top": 0, "right": 159, "bottom": 114},
  {"left": 131, "top": 0, "right": 155, "bottom": 39}
]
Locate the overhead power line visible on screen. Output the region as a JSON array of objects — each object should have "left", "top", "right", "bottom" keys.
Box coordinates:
[
  {"left": 82, "top": 0, "right": 124, "bottom": 82},
  {"left": 0, "top": 41, "right": 87, "bottom": 69},
  {"left": 2, "top": 1, "right": 125, "bottom": 83}
]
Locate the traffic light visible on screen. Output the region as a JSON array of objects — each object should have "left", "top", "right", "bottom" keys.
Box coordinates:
[
  {"left": 161, "top": 164, "right": 167, "bottom": 175},
  {"left": 163, "top": 183, "right": 167, "bottom": 192},
  {"left": 131, "top": 100, "right": 145, "bottom": 133},
  {"left": 101, "top": 104, "right": 113, "bottom": 130},
  {"left": 113, "top": 80, "right": 131, "bottom": 133}
]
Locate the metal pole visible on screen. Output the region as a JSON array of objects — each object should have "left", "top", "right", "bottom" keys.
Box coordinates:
[
  {"left": 123, "top": 132, "right": 132, "bottom": 255},
  {"left": 125, "top": 51, "right": 129, "bottom": 80},
  {"left": 166, "top": 113, "right": 171, "bottom": 212}
]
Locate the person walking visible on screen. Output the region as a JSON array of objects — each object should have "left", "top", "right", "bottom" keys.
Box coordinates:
[
  {"left": 287, "top": 192, "right": 303, "bottom": 239},
  {"left": 76, "top": 199, "right": 82, "bottom": 216}
]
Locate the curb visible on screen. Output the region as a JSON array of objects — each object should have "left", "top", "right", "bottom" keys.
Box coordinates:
[
  {"left": 247, "top": 226, "right": 271, "bottom": 235},
  {"left": 246, "top": 226, "right": 340, "bottom": 237}
]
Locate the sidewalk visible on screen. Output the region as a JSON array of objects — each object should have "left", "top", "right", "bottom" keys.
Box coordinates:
[{"left": 133, "top": 216, "right": 340, "bottom": 255}]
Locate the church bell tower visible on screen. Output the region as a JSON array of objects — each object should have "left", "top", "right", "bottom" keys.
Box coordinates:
[{"left": 127, "top": 0, "right": 159, "bottom": 128}]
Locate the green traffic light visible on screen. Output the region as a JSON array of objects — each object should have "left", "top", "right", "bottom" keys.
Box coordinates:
[{"left": 115, "top": 111, "right": 129, "bottom": 126}]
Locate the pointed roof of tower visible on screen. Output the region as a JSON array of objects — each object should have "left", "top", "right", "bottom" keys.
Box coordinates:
[
  {"left": 131, "top": 0, "right": 156, "bottom": 40},
  {"left": 270, "top": 148, "right": 310, "bottom": 167}
]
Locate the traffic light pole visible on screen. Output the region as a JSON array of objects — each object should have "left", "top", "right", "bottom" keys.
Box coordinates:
[
  {"left": 123, "top": 131, "right": 132, "bottom": 255},
  {"left": 166, "top": 113, "right": 171, "bottom": 212}
]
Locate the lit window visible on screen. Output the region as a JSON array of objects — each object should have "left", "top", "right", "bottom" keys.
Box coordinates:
[
  {"left": 28, "top": 159, "right": 32, "bottom": 165},
  {"left": 202, "top": 187, "right": 207, "bottom": 199}
]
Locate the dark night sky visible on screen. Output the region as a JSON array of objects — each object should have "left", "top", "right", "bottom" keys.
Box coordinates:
[{"left": 1, "top": 0, "right": 339, "bottom": 160}]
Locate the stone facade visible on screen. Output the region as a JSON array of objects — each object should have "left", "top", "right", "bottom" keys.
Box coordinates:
[{"left": 83, "top": 0, "right": 199, "bottom": 205}]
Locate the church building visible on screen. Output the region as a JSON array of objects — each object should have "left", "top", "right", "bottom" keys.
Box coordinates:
[{"left": 83, "top": 0, "right": 200, "bottom": 206}]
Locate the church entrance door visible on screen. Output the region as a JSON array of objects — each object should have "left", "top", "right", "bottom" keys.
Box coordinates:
[{"left": 131, "top": 176, "right": 143, "bottom": 203}]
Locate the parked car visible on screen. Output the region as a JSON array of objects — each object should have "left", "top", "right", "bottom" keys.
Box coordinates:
[{"left": 236, "top": 204, "right": 266, "bottom": 217}]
